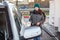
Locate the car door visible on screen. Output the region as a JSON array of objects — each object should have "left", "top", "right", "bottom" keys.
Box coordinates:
[{"left": 0, "top": 4, "right": 13, "bottom": 40}]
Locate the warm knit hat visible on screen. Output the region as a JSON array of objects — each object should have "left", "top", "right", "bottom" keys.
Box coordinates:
[{"left": 34, "top": 3, "right": 40, "bottom": 8}]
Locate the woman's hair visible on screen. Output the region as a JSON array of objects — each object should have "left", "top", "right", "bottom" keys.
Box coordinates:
[
  {"left": 34, "top": 9, "right": 42, "bottom": 15},
  {"left": 38, "top": 9, "right": 42, "bottom": 15}
]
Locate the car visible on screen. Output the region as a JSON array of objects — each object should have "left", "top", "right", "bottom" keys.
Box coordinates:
[
  {"left": 0, "top": 1, "right": 20, "bottom": 40},
  {"left": 19, "top": 5, "right": 28, "bottom": 9}
]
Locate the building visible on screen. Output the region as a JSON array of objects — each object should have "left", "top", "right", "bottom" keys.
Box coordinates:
[
  {"left": 28, "top": 0, "right": 49, "bottom": 8},
  {"left": 4, "top": 0, "right": 49, "bottom": 8}
]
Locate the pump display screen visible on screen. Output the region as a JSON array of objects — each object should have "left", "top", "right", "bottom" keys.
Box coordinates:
[{"left": 21, "top": 11, "right": 30, "bottom": 18}]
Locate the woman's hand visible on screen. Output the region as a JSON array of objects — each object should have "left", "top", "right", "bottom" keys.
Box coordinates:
[{"left": 36, "top": 22, "right": 41, "bottom": 26}]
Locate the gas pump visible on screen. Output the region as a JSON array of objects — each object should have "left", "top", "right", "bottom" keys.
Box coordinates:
[{"left": 21, "top": 11, "right": 31, "bottom": 27}]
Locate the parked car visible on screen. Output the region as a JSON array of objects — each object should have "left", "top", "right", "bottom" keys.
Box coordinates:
[{"left": 0, "top": 1, "right": 20, "bottom": 40}]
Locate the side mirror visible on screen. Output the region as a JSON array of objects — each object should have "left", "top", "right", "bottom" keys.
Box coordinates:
[{"left": 23, "top": 26, "right": 41, "bottom": 39}]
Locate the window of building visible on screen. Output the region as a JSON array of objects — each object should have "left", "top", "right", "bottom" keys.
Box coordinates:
[{"left": 29, "top": 0, "right": 34, "bottom": 2}]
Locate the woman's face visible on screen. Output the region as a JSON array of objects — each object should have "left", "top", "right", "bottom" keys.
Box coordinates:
[{"left": 35, "top": 7, "right": 39, "bottom": 11}]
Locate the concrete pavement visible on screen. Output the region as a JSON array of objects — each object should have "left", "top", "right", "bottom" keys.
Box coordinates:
[{"left": 40, "top": 23, "right": 56, "bottom": 40}]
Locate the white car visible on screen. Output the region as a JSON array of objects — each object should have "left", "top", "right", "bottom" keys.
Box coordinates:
[{"left": 0, "top": 1, "right": 20, "bottom": 40}]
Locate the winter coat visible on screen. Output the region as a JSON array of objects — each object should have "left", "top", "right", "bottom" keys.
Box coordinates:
[{"left": 30, "top": 10, "right": 46, "bottom": 26}]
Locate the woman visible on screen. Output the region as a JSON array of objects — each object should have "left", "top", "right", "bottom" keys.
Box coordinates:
[{"left": 30, "top": 3, "right": 46, "bottom": 40}]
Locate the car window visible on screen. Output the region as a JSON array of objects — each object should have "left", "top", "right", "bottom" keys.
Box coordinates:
[
  {"left": 0, "top": 9, "right": 6, "bottom": 40},
  {"left": 0, "top": 7, "right": 13, "bottom": 40}
]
